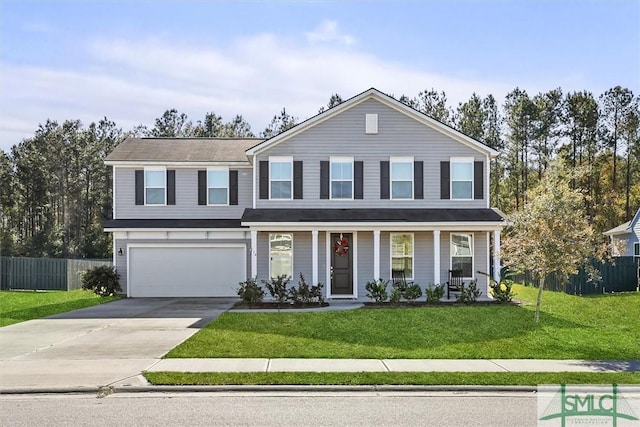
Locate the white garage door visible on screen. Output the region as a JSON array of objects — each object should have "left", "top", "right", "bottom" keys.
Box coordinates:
[{"left": 128, "top": 245, "right": 246, "bottom": 297}]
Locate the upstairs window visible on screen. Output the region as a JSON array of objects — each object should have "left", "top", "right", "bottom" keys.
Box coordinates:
[
  {"left": 635, "top": 242, "right": 639, "bottom": 257},
  {"left": 451, "top": 158, "right": 473, "bottom": 200},
  {"left": 144, "top": 168, "right": 166, "bottom": 205},
  {"left": 270, "top": 157, "right": 293, "bottom": 199},
  {"left": 331, "top": 157, "right": 353, "bottom": 199},
  {"left": 451, "top": 233, "right": 474, "bottom": 278},
  {"left": 390, "top": 157, "right": 413, "bottom": 199},
  {"left": 207, "top": 168, "right": 228, "bottom": 205}
]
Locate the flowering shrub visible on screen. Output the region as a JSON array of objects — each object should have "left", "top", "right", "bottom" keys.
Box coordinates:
[
  {"left": 490, "top": 279, "right": 515, "bottom": 303},
  {"left": 425, "top": 283, "right": 445, "bottom": 303},
  {"left": 262, "top": 275, "right": 291, "bottom": 304},
  {"left": 81, "top": 265, "right": 121, "bottom": 297}
]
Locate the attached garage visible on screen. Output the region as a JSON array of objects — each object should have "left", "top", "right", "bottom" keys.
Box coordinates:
[{"left": 127, "top": 244, "right": 246, "bottom": 297}]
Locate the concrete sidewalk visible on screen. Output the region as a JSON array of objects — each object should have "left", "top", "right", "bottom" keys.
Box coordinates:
[{"left": 148, "top": 358, "right": 640, "bottom": 373}]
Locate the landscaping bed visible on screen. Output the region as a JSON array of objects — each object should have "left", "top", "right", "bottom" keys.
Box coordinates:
[{"left": 232, "top": 301, "right": 330, "bottom": 310}]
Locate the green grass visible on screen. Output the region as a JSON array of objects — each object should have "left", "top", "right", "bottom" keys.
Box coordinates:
[
  {"left": 167, "top": 285, "right": 640, "bottom": 360},
  {"left": 0, "top": 289, "right": 119, "bottom": 327},
  {"left": 144, "top": 371, "right": 640, "bottom": 386}
]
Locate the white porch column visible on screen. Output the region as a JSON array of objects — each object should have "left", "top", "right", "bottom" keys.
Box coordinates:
[
  {"left": 312, "top": 230, "right": 319, "bottom": 285},
  {"left": 493, "top": 229, "right": 501, "bottom": 284},
  {"left": 250, "top": 230, "right": 258, "bottom": 278},
  {"left": 373, "top": 229, "right": 381, "bottom": 279},
  {"left": 433, "top": 230, "right": 441, "bottom": 284}
]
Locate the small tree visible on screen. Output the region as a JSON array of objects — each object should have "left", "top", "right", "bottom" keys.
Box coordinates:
[{"left": 502, "top": 165, "right": 602, "bottom": 322}]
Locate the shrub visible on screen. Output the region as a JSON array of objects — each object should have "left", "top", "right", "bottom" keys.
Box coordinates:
[
  {"left": 389, "top": 286, "right": 402, "bottom": 303},
  {"left": 456, "top": 279, "right": 481, "bottom": 303},
  {"left": 425, "top": 283, "right": 445, "bottom": 303},
  {"left": 365, "top": 279, "right": 389, "bottom": 303},
  {"left": 289, "top": 273, "right": 319, "bottom": 305},
  {"left": 237, "top": 278, "right": 264, "bottom": 306},
  {"left": 402, "top": 283, "right": 423, "bottom": 301},
  {"left": 309, "top": 282, "right": 325, "bottom": 304},
  {"left": 262, "top": 275, "right": 291, "bottom": 304},
  {"left": 81, "top": 265, "right": 121, "bottom": 297},
  {"left": 490, "top": 279, "right": 516, "bottom": 303}
]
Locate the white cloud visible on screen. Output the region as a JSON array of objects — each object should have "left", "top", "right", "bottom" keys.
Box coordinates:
[
  {"left": 306, "top": 20, "right": 356, "bottom": 46},
  {"left": 0, "top": 21, "right": 520, "bottom": 152}
]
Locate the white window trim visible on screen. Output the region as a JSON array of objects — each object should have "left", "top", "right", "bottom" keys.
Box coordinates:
[
  {"left": 450, "top": 157, "right": 474, "bottom": 201},
  {"left": 207, "top": 167, "right": 229, "bottom": 206},
  {"left": 269, "top": 156, "right": 293, "bottom": 200},
  {"left": 144, "top": 166, "right": 166, "bottom": 206},
  {"left": 330, "top": 156, "right": 354, "bottom": 200},
  {"left": 269, "top": 232, "right": 293, "bottom": 279},
  {"left": 390, "top": 232, "right": 414, "bottom": 280},
  {"left": 390, "top": 156, "right": 414, "bottom": 200},
  {"left": 450, "top": 232, "right": 474, "bottom": 279}
]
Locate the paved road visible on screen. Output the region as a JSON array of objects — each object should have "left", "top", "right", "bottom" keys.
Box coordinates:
[
  {"left": 0, "top": 298, "right": 235, "bottom": 389},
  {"left": 0, "top": 391, "right": 538, "bottom": 426}
]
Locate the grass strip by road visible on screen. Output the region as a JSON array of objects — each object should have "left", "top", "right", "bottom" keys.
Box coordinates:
[
  {"left": 0, "top": 290, "right": 119, "bottom": 327},
  {"left": 144, "top": 372, "right": 640, "bottom": 386},
  {"left": 167, "top": 285, "right": 640, "bottom": 360}
]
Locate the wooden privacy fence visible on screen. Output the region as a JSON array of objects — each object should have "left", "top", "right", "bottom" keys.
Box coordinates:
[
  {"left": 508, "top": 256, "right": 639, "bottom": 295},
  {"left": 0, "top": 257, "right": 112, "bottom": 291}
]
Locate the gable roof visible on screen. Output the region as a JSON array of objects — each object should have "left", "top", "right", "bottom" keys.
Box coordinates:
[
  {"left": 105, "top": 137, "right": 262, "bottom": 165},
  {"left": 246, "top": 88, "right": 500, "bottom": 157},
  {"left": 604, "top": 220, "right": 632, "bottom": 236}
]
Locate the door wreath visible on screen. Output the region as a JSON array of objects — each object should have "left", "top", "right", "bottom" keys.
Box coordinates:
[{"left": 333, "top": 233, "right": 350, "bottom": 256}]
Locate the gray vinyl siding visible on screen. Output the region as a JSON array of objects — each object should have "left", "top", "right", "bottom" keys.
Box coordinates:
[
  {"left": 357, "top": 232, "right": 374, "bottom": 298},
  {"left": 256, "top": 98, "right": 489, "bottom": 209},
  {"left": 114, "top": 238, "right": 249, "bottom": 295},
  {"left": 115, "top": 167, "right": 252, "bottom": 219},
  {"left": 612, "top": 232, "right": 637, "bottom": 256}
]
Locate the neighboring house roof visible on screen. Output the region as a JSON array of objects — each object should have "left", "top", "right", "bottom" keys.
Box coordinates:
[
  {"left": 103, "top": 219, "right": 244, "bottom": 229},
  {"left": 246, "top": 88, "right": 500, "bottom": 157},
  {"left": 603, "top": 220, "right": 632, "bottom": 236},
  {"left": 105, "top": 138, "right": 262, "bottom": 165},
  {"left": 241, "top": 208, "right": 505, "bottom": 223}
]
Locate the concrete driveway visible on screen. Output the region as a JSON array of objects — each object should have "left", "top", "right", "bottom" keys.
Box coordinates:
[{"left": 0, "top": 298, "right": 236, "bottom": 391}]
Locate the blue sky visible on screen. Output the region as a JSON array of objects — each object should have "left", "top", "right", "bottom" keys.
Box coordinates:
[{"left": 1, "top": 0, "right": 638, "bottom": 151}]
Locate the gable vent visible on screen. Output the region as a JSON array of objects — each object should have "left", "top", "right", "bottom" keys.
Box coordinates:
[{"left": 365, "top": 114, "right": 378, "bottom": 134}]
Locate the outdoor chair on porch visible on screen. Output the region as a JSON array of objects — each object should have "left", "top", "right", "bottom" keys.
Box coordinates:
[
  {"left": 392, "top": 269, "right": 411, "bottom": 291},
  {"left": 447, "top": 269, "right": 464, "bottom": 300}
]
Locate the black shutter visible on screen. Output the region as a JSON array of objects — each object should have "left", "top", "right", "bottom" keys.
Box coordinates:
[
  {"left": 135, "top": 170, "right": 144, "bottom": 205},
  {"left": 293, "top": 161, "right": 303, "bottom": 199},
  {"left": 259, "top": 161, "right": 269, "bottom": 199},
  {"left": 354, "top": 161, "right": 363, "bottom": 199},
  {"left": 166, "top": 170, "right": 176, "bottom": 205},
  {"left": 380, "top": 161, "right": 390, "bottom": 199},
  {"left": 474, "top": 161, "right": 484, "bottom": 200},
  {"left": 320, "top": 161, "right": 329, "bottom": 199},
  {"left": 229, "top": 170, "right": 238, "bottom": 205},
  {"left": 414, "top": 161, "right": 423, "bottom": 199},
  {"left": 440, "top": 161, "right": 450, "bottom": 199},
  {"left": 198, "top": 170, "right": 207, "bottom": 205}
]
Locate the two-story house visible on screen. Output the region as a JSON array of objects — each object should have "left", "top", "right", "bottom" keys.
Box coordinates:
[{"left": 104, "top": 88, "right": 505, "bottom": 299}]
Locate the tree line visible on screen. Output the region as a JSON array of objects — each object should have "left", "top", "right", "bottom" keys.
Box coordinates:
[{"left": 1, "top": 87, "right": 638, "bottom": 259}]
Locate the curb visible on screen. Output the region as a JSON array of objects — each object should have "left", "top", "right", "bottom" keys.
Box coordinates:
[{"left": 0, "top": 384, "right": 537, "bottom": 395}]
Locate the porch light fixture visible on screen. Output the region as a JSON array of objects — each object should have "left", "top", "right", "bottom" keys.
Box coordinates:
[{"left": 118, "top": 248, "right": 124, "bottom": 256}]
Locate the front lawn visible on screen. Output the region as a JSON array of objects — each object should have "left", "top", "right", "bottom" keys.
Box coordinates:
[
  {"left": 167, "top": 285, "right": 640, "bottom": 359},
  {"left": 0, "top": 289, "right": 119, "bottom": 327}
]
